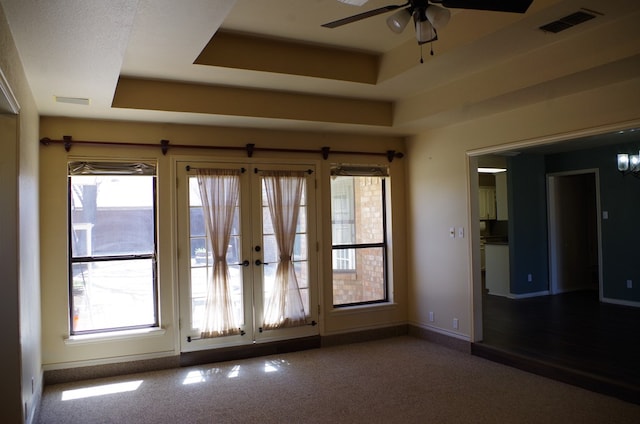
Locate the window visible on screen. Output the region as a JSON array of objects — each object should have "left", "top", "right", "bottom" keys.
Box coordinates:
[
  {"left": 331, "top": 165, "right": 388, "bottom": 307},
  {"left": 68, "top": 162, "right": 158, "bottom": 334}
]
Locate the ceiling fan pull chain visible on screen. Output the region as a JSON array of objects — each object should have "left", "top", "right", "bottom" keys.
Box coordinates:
[
  {"left": 420, "top": 44, "right": 424, "bottom": 64},
  {"left": 430, "top": 41, "right": 434, "bottom": 56}
]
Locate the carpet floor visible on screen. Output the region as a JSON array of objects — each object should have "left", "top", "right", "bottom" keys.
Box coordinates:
[{"left": 35, "top": 336, "right": 640, "bottom": 423}]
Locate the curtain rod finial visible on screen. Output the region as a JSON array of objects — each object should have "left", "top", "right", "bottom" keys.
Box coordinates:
[
  {"left": 63, "top": 135, "right": 72, "bottom": 152},
  {"left": 161, "top": 139, "right": 170, "bottom": 155}
]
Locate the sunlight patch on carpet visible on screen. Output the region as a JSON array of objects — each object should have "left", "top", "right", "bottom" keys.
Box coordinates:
[{"left": 61, "top": 380, "right": 143, "bottom": 401}]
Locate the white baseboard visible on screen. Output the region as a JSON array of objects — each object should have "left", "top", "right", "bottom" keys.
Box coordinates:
[
  {"left": 601, "top": 297, "right": 640, "bottom": 308},
  {"left": 508, "top": 290, "right": 550, "bottom": 299},
  {"left": 408, "top": 321, "right": 471, "bottom": 342}
]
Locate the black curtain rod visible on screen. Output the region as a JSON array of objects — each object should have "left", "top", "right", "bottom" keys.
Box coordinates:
[
  {"left": 186, "top": 165, "right": 247, "bottom": 173},
  {"left": 254, "top": 167, "right": 313, "bottom": 175},
  {"left": 39, "top": 136, "right": 404, "bottom": 162}
]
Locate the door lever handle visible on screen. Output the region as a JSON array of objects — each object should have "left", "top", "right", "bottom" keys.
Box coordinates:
[
  {"left": 255, "top": 259, "right": 262, "bottom": 266},
  {"left": 241, "top": 260, "right": 250, "bottom": 267}
]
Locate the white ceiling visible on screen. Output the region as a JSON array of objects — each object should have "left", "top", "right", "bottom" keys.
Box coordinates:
[{"left": 2, "top": 0, "right": 640, "bottom": 140}]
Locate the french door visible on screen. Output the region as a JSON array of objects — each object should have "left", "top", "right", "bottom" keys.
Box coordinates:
[{"left": 177, "top": 161, "right": 319, "bottom": 352}]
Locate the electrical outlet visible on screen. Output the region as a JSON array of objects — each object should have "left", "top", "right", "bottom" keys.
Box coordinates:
[
  {"left": 627, "top": 280, "right": 633, "bottom": 289},
  {"left": 527, "top": 274, "right": 532, "bottom": 282},
  {"left": 449, "top": 227, "right": 455, "bottom": 238},
  {"left": 453, "top": 318, "right": 459, "bottom": 329},
  {"left": 428, "top": 311, "right": 434, "bottom": 322}
]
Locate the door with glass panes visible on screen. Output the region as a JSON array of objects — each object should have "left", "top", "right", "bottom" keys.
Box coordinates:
[{"left": 177, "top": 162, "right": 318, "bottom": 351}]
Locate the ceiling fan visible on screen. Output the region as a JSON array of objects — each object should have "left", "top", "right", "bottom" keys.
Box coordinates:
[{"left": 323, "top": 0, "right": 534, "bottom": 46}]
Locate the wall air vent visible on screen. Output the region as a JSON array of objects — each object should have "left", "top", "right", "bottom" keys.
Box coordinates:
[{"left": 539, "top": 9, "right": 599, "bottom": 34}]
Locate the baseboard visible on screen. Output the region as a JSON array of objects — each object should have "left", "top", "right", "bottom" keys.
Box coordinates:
[
  {"left": 27, "top": 371, "right": 43, "bottom": 424},
  {"left": 507, "top": 290, "right": 550, "bottom": 299},
  {"left": 408, "top": 324, "right": 471, "bottom": 353},
  {"left": 44, "top": 355, "right": 180, "bottom": 385},
  {"left": 601, "top": 297, "right": 640, "bottom": 308},
  {"left": 320, "top": 324, "right": 408, "bottom": 347},
  {"left": 180, "top": 336, "right": 321, "bottom": 367}
]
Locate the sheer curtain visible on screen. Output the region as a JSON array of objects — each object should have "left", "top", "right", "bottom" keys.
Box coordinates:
[
  {"left": 197, "top": 169, "right": 241, "bottom": 338},
  {"left": 262, "top": 171, "right": 307, "bottom": 330}
]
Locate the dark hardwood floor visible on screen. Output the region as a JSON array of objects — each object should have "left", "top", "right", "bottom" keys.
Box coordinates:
[{"left": 473, "top": 290, "right": 640, "bottom": 404}]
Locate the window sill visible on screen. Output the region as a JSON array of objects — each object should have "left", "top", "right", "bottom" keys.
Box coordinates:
[
  {"left": 330, "top": 302, "right": 397, "bottom": 316},
  {"left": 64, "top": 327, "right": 166, "bottom": 345}
]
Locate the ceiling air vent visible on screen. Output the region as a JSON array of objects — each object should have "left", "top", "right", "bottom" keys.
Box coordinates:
[
  {"left": 55, "top": 96, "right": 90, "bottom": 106},
  {"left": 539, "top": 9, "right": 599, "bottom": 34}
]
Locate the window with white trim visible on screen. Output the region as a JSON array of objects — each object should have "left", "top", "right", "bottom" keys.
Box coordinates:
[
  {"left": 331, "top": 165, "right": 388, "bottom": 307},
  {"left": 68, "top": 162, "right": 158, "bottom": 334}
]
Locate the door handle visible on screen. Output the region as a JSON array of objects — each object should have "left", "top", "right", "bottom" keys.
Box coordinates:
[
  {"left": 255, "top": 259, "right": 262, "bottom": 266},
  {"left": 241, "top": 260, "right": 250, "bottom": 267}
]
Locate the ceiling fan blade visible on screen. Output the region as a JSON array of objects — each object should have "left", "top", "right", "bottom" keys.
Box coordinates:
[
  {"left": 322, "top": 4, "right": 406, "bottom": 28},
  {"left": 438, "top": 0, "right": 533, "bottom": 14}
]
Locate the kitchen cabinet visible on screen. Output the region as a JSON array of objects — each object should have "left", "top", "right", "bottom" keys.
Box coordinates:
[
  {"left": 495, "top": 172, "right": 508, "bottom": 220},
  {"left": 479, "top": 187, "right": 496, "bottom": 220}
]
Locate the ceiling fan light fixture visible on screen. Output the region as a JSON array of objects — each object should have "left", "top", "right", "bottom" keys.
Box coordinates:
[
  {"left": 386, "top": 9, "right": 411, "bottom": 33},
  {"left": 425, "top": 5, "right": 451, "bottom": 29},
  {"left": 415, "top": 19, "right": 436, "bottom": 44}
]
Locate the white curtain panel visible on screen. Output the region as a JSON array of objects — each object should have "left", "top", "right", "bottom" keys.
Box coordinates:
[
  {"left": 197, "top": 169, "right": 242, "bottom": 338},
  {"left": 262, "top": 171, "right": 307, "bottom": 330}
]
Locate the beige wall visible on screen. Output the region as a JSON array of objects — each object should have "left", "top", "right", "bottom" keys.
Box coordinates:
[
  {"left": 1, "top": 4, "right": 41, "bottom": 422},
  {"left": 39, "top": 117, "right": 407, "bottom": 368},
  {"left": 406, "top": 76, "right": 640, "bottom": 341}
]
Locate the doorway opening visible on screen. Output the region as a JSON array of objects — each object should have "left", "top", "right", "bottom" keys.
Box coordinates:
[{"left": 547, "top": 170, "right": 601, "bottom": 298}]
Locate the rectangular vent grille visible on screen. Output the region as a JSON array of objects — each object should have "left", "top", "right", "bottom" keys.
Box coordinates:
[{"left": 539, "top": 10, "right": 597, "bottom": 34}]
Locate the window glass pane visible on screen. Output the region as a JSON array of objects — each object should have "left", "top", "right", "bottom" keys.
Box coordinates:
[
  {"left": 296, "top": 205, "right": 307, "bottom": 233},
  {"left": 262, "top": 234, "right": 278, "bottom": 264},
  {"left": 71, "top": 259, "right": 156, "bottom": 332},
  {"left": 189, "top": 207, "right": 205, "bottom": 237},
  {"left": 262, "top": 205, "right": 274, "bottom": 234},
  {"left": 293, "top": 234, "right": 307, "bottom": 261},
  {"left": 70, "top": 175, "right": 155, "bottom": 257},
  {"left": 330, "top": 177, "right": 355, "bottom": 246},
  {"left": 294, "top": 261, "right": 308, "bottom": 289},
  {"left": 332, "top": 247, "right": 386, "bottom": 306},
  {"left": 353, "top": 176, "right": 383, "bottom": 245}
]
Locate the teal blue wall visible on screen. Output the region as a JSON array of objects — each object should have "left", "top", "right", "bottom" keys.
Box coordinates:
[{"left": 507, "top": 154, "right": 549, "bottom": 295}]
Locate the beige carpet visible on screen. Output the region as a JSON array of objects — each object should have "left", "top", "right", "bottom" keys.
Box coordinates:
[{"left": 36, "top": 336, "right": 640, "bottom": 423}]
